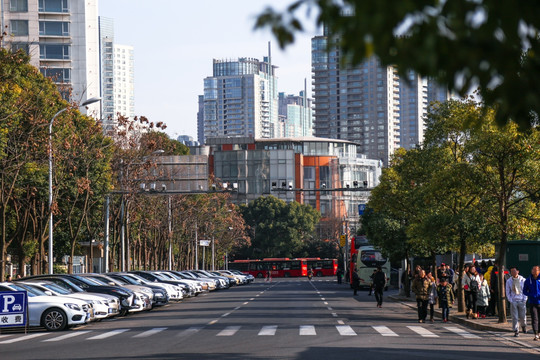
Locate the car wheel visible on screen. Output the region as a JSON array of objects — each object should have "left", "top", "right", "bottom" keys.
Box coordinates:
[
  {"left": 41, "top": 308, "right": 67, "bottom": 331},
  {"left": 256, "top": 273, "right": 264, "bottom": 278},
  {"left": 284, "top": 273, "right": 290, "bottom": 278},
  {"left": 316, "top": 271, "right": 323, "bottom": 277}
]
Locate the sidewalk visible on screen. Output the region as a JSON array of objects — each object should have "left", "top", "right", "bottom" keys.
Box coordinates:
[{"left": 389, "top": 293, "right": 515, "bottom": 333}]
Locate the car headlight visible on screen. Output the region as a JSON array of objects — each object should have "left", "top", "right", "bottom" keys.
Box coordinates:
[{"left": 64, "top": 303, "right": 82, "bottom": 311}]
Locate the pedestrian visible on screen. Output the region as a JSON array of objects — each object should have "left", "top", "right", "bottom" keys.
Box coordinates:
[
  {"left": 437, "top": 276, "right": 454, "bottom": 322},
  {"left": 489, "top": 265, "right": 500, "bottom": 316},
  {"left": 477, "top": 273, "right": 490, "bottom": 318},
  {"left": 265, "top": 271, "right": 271, "bottom": 282},
  {"left": 506, "top": 266, "right": 527, "bottom": 337},
  {"left": 368, "top": 269, "right": 377, "bottom": 296},
  {"left": 523, "top": 265, "right": 540, "bottom": 341},
  {"left": 5, "top": 274, "right": 12, "bottom": 282},
  {"left": 412, "top": 269, "right": 430, "bottom": 323},
  {"left": 352, "top": 270, "right": 360, "bottom": 296},
  {"left": 462, "top": 264, "right": 480, "bottom": 319},
  {"left": 373, "top": 266, "right": 387, "bottom": 308},
  {"left": 426, "top": 271, "right": 437, "bottom": 322},
  {"left": 336, "top": 268, "right": 343, "bottom": 284},
  {"left": 445, "top": 264, "right": 455, "bottom": 287}
]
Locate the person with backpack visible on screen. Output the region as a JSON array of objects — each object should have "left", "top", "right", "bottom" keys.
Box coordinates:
[
  {"left": 462, "top": 265, "right": 481, "bottom": 319},
  {"left": 506, "top": 266, "right": 528, "bottom": 337},
  {"left": 373, "top": 266, "right": 387, "bottom": 308}
]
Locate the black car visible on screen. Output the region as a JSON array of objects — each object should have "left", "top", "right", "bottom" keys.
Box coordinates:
[{"left": 22, "top": 274, "right": 136, "bottom": 316}]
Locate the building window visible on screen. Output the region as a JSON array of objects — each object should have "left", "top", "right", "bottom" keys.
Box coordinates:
[
  {"left": 39, "top": 44, "right": 70, "bottom": 60},
  {"left": 38, "top": 0, "right": 69, "bottom": 12},
  {"left": 39, "top": 21, "right": 70, "bottom": 36},
  {"left": 40, "top": 68, "right": 71, "bottom": 83},
  {"left": 10, "top": 20, "right": 28, "bottom": 36},
  {"left": 10, "top": 0, "right": 28, "bottom": 12},
  {"left": 10, "top": 42, "right": 29, "bottom": 54}
]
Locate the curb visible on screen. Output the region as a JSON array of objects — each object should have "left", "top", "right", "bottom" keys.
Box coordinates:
[{"left": 389, "top": 295, "right": 513, "bottom": 333}]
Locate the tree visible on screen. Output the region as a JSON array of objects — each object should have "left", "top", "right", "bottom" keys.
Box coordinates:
[
  {"left": 465, "top": 109, "right": 540, "bottom": 323},
  {"left": 256, "top": 0, "right": 540, "bottom": 130},
  {"left": 238, "top": 196, "right": 320, "bottom": 258}
]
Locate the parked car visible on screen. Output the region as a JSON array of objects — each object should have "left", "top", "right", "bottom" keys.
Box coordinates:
[
  {"left": 228, "top": 269, "right": 254, "bottom": 283},
  {"left": 130, "top": 271, "right": 193, "bottom": 298},
  {"left": 106, "top": 273, "right": 169, "bottom": 306},
  {"left": 16, "top": 280, "right": 113, "bottom": 321},
  {"left": 110, "top": 272, "right": 182, "bottom": 302},
  {"left": 0, "top": 282, "right": 89, "bottom": 331},
  {"left": 22, "top": 274, "right": 135, "bottom": 316}
]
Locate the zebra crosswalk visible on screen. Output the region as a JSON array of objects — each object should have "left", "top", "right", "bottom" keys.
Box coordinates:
[{"left": 0, "top": 324, "right": 482, "bottom": 344}]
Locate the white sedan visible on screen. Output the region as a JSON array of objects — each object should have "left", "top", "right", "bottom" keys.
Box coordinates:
[{"left": 0, "top": 282, "right": 89, "bottom": 331}]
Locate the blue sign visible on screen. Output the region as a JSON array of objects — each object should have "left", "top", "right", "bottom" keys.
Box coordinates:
[
  {"left": 358, "top": 204, "right": 366, "bottom": 215},
  {"left": 0, "top": 291, "right": 27, "bottom": 327}
]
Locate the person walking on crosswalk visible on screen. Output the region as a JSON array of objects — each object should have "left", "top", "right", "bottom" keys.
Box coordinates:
[
  {"left": 412, "top": 269, "right": 430, "bottom": 323},
  {"left": 437, "top": 277, "right": 454, "bottom": 322}
]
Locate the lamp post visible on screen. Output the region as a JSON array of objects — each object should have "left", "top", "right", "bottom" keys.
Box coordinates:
[{"left": 48, "top": 97, "right": 101, "bottom": 274}]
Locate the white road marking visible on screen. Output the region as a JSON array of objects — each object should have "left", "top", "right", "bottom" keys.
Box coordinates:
[
  {"left": 337, "top": 320, "right": 345, "bottom": 325},
  {"left": 87, "top": 329, "right": 129, "bottom": 340},
  {"left": 0, "top": 333, "right": 47, "bottom": 344},
  {"left": 445, "top": 326, "right": 480, "bottom": 339},
  {"left": 372, "top": 325, "right": 399, "bottom": 337},
  {"left": 43, "top": 331, "right": 92, "bottom": 342},
  {"left": 217, "top": 326, "right": 241, "bottom": 336},
  {"left": 336, "top": 325, "right": 357, "bottom": 336},
  {"left": 177, "top": 326, "right": 203, "bottom": 338},
  {"left": 331, "top": 313, "right": 338, "bottom": 317},
  {"left": 299, "top": 325, "right": 316, "bottom": 335},
  {"left": 258, "top": 325, "right": 278, "bottom": 336},
  {"left": 132, "top": 327, "right": 167, "bottom": 338},
  {"left": 407, "top": 326, "right": 439, "bottom": 337}
]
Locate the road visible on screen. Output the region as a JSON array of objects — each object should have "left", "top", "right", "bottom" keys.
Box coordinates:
[{"left": 0, "top": 278, "right": 537, "bottom": 359}]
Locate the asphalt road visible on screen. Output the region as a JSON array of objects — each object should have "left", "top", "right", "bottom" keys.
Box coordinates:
[{"left": 0, "top": 278, "right": 538, "bottom": 360}]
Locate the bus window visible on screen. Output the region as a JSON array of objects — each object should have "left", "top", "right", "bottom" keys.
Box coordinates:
[{"left": 360, "top": 250, "right": 387, "bottom": 267}]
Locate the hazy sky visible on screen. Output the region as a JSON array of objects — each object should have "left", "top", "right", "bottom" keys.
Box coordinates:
[{"left": 98, "top": 0, "right": 320, "bottom": 141}]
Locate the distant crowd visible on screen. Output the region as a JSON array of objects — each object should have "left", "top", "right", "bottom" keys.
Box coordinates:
[{"left": 406, "top": 261, "right": 540, "bottom": 340}]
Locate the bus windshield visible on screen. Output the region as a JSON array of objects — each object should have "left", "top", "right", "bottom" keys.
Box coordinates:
[{"left": 360, "top": 250, "right": 387, "bottom": 267}]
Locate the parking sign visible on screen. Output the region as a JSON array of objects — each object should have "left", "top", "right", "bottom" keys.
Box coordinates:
[{"left": 0, "top": 291, "right": 27, "bottom": 327}]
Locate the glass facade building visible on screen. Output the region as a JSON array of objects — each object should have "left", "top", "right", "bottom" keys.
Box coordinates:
[
  {"left": 201, "top": 54, "right": 278, "bottom": 144},
  {"left": 207, "top": 136, "right": 382, "bottom": 225}
]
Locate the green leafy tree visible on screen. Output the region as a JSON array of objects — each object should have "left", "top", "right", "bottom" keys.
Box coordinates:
[
  {"left": 238, "top": 196, "right": 321, "bottom": 259},
  {"left": 256, "top": 0, "right": 540, "bottom": 130}
]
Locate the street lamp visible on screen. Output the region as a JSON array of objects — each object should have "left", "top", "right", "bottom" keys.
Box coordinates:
[{"left": 48, "top": 97, "right": 101, "bottom": 274}]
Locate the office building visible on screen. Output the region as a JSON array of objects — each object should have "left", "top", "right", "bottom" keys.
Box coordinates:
[
  {"left": 311, "top": 30, "right": 449, "bottom": 165},
  {"left": 278, "top": 88, "right": 314, "bottom": 138},
  {"left": 1, "top": 0, "right": 100, "bottom": 114},
  {"left": 99, "top": 16, "right": 134, "bottom": 130},
  {"left": 201, "top": 48, "right": 278, "bottom": 144}
]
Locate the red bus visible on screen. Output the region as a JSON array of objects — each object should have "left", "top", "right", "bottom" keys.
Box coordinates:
[
  {"left": 228, "top": 258, "right": 308, "bottom": 278},
  {"left": 298, "top": 258, "right": 338, "bottom": 277}
]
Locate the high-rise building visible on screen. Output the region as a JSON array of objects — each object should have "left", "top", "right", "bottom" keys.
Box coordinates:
[
  {"left": 312, "top": 34, "right": 400, "bottom": 166},
  {"left": 98, "top": 17, "right": 134, "bottom": 130},
  {"left": 278, "top": 88, "right": 314, "bottom": 138},
  {"left": 311, "top": 30, "right": 449, "bottom": 165},
  {"left": 201, "top": 48, "right": 278, "bottom": 144},
  {"left": 399, "top": 71, "right": 450, "bottom": 150},
  {"left": 1, "top": 0, "right": 100, "bottom": 114}
]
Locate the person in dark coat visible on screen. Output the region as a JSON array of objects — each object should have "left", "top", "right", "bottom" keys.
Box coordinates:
[
  {"left": 352, "top": 271, "right": 360, "bottom": 296},
  {"left": 373, "top": 266, "right": 387, "bottom": 308},
  {"left": 336, "top": 268, "right": 343, "bottom": 284}
]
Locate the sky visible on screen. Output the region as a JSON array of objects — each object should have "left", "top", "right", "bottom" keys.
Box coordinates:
[{"left": 98, "top": 0, "right": 320, "bottom": 141}]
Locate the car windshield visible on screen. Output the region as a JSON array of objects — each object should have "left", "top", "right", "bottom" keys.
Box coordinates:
[
  {"left": 114, "top": 275, "right": 138, "bottom": 285},
  {"left": 39, "top": 282, "right": 72, "bottom": 295},
  {"left": 125, "top": 274, "right": 150, "bottom": 284},
  {"left": 12, "top": 283, "right": 45, "bottom": 296},
  {"left": 151, "top": 273, "right": 168, "bottom": 281},
  {"left": 73, "top": 275, "right": 106, "bottom": 286}
]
